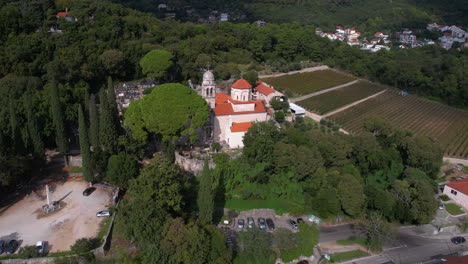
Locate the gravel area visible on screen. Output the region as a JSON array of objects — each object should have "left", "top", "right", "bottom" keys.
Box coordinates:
[
  {"left": 0, "top": 179, "right": 112, "bottom": 253},
  {"left": 228, "top": 209, "right": 309, "bottom": 233}
]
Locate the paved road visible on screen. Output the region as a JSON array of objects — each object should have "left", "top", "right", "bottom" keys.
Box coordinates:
[
  {"left": 319, "top": 224, "right": 356, "bottom": 243},
  {"left": 323, "top": 224, "right": 468, "bottom": 264}
]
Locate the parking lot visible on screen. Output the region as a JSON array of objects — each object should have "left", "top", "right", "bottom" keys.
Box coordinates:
[
  {"left": 229, "top": 209, "right": 310, "bottom": 232},
  {"left": 0, "top": 179, "right": 112, "bottom": 253}
]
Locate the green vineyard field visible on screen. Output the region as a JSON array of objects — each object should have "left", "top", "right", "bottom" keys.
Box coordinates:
[
  {"left": 329, "top": 90, "right": 468, "bottom": 158},
  {"left": 261, "top": 69, "right": 355, "bottom": 96},
  {"left": 296, "top": 81, "right": 386, "bottom": 115}
]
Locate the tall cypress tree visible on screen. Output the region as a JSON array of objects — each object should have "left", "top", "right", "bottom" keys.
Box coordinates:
[
  {"left": 49, "top": 82, "right": 69, "bottom": 155},
  {"left": 99, "top": 87, "right": 118, "bottom": 153},
  {"left": 107, "top": 77, "right": 121, "bottom": 132},
  {"left": 24, "top": 90, "right": 44, "bottom": 159},
  {"left": 197, "top": 160, "right": 214, "bottom": 225},
  {"left": 78, "top": 105, "right": 93, "bottom": 182},
  {"left": 88, "top": 94, "right": 100, "bottom": 150}
]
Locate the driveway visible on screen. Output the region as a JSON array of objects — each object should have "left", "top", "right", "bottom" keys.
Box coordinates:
[{"left": 229, "top": 209, "right": 310, "bottom": 233}]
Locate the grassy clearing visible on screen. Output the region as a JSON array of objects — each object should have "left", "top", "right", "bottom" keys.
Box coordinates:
[
  {"left": 330, "top": 250, "right": 369, "bottom": 263},
  {"left": 445, "top": 203, "right": 465, "bottom": 216},
  {"left": 224, "top": 197, "right": 298, "bottom": 215},
  {"left": 262, "top": 69, "right": 355, "bottom": 96},
  {"left": 69, "top": 167, "right": 83, "bottom": 173},
  {"left": 337, "top": 236, "right": 368, "bottom": 247}
]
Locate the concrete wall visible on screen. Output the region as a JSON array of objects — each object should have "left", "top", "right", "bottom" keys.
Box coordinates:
[
  {"left": 226, "top": 131, "right": 246, "bottom": 149},
  {"left": 175, "top": 153, "right": 215, "bottom": 176},
  {"left": 444, "top": 185, "right": 468, "bottom": 209},
  {"left": 231, "top": 88, "right": 250, "bottom": 102},
  {"left": 232, "top": 102, "right": 255, "bottom": 112}
]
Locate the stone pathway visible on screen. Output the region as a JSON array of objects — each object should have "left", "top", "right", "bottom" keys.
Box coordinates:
[
  {"left": 258, "top": 65, "right": 329, "bottom": 78},
  {"left": 322, "top": 89, "right": 387, "bottom": 117}
]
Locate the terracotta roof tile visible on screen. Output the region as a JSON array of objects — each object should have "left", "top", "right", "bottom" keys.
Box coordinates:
[
  {"left": 447, "top": 178, "right": 468, "bottom": 195},
  {"left": 256, "top": 82, "right": 277, "bottom": 96},
  {"left": 57, "top": 12, "right": 68, "bottom": 17},
  {"left": 232, "top": 79, "right": 252, "bottom": 89},
  {"left": 213, "top": 93, "right": 267, "bottom": 116},
  {"left": 230, "top": 122, "right": 252, "bottom": 132}
]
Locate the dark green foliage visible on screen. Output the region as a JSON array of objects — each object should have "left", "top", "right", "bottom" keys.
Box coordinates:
[
  {"left": 358, "top": 212, "right": 393, "bottom": 252},
  {"left": 243, "top": 122, "right": 282, "bottom": 164},
  {"left": 440, "top": 194, "right": 450, "bottom": 201},
  {"left": 18, "top": 245, "right": 39, "bottom": 258},
  {"left": 312, "top": 189, "right": 341, "bottom": 218},
  {"left": 106, "top": 152, "right": 139, "bottom": 188},
  {"left": 124, "top": 83, "right": 210, "bottom": 143},
  {"left": 142, "top": 245, "right": 177, "bottom": 264},
  {"left": 88, "top": 94, "right": 100, "bottom": 150},
  {"left": 244, "top": 71, "right": 258, "bottom": 87},
  {"left": 49, "top": 82, "right": 68, "bottom": 154},
  {"left": 236, "top": 227, "right": 275, "bottom": 263},
  {"left": 337, "top": 175, "right": 366, "bottom": 217},
  {"left": 116, "top": 156, "right": 184, "bottom": 246},
  {"left": 70, "top": 238, "right": 100, "bottom": 253},
  {"left": 274, "top": 111, "right": 285, "bottom": 123},
  {"left": 24, "top": 89, "right": 45, "bottom": 159},
  {"left": 99, "top": 88, "right": 119, "bottom": 154},
  {"left": 197, "top": 160, "right": 214, "bottom": 225},
  {"left": 140, "top": 49, "right": 174, "bottom": 79},
  {"left": 78, "top": 105, "right": 93, "bottom": 182}
]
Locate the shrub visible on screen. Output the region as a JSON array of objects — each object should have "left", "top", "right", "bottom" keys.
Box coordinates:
[
  {"left": 440, "top": 194, "right": 450, "bottom": 201},
  {"left": 275, "top": 111, "right": 285, "bottom": 123},
  {"left": 211, "top": 142, "right": 221, "bottom": 152},
  {"left": 18, "top": 245, "right": 39, "bottom": 258},
  {"left": 70, "top": 238, "right": 100, "bottom": 254}
]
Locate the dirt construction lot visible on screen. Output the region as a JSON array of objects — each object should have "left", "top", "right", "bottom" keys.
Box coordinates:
[{"left": 0, "top": 179, "right": 111, "bottom": 253}]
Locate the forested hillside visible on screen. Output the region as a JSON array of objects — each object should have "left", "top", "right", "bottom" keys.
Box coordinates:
[{"left": 0, "top": 0, "right": 466, "bottom": 196}]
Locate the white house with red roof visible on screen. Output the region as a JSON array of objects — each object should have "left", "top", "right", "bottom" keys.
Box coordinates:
[
  {"left": 255, "top": 81, "right": 283, "bottom": 105},
  {"left": 443, "top": 178, "right": 468, "bottom": 210},
  {"left": 200, "top": 71, "right": 270, "bottom": 148}
]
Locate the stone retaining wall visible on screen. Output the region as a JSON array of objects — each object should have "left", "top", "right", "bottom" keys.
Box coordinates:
[{"left": 175, "top": 152, "right": 215, "bottom": 176}]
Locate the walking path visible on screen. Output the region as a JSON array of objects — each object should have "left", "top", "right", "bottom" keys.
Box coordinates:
[
  {"left": 443, "top": 157, "right": 468, "bottom": 166},
  {"left": 291, "top": 80, "right": 359, "bottom": 103},
  {"left": 258, "top": 65, "right": 329, "bottom": 78},
  {"left": 322, "top": 89, "right": 387, "bottom": 117}
]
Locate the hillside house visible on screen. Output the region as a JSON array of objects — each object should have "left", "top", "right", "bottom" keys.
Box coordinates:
[
  {"left": 440, "top": 32, "right": 454, "bottom": 50},
  {"left": 443, "top": 178, "right": 468, "bottom": 210},
  {"left": 427, "top": 22, "right": 439, "bottom": 31},
  {"left": 336, "top": 26, "right": 345, "bottom": 35},
  {"left": 254, "top": 81, "right": 283, "bottom": 105},
  {"left": 254, "top": 20, "right": 267, "bottom": 27},
  {"left": 220, "top": 13, "right": 229, "bottom": 22}
]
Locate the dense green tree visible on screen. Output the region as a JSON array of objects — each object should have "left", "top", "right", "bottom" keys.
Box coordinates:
[
  {"left": 78, "top": 105, "right": 94, "bottom": 182},
  {"left": 160, "top": 218, "right": 211, "bottom": 264},
  {"left": 312, "top": 189, "right": 341, "bottom": 218},
  {"left": 197, "top": 160, "right": 214, "bottom": 225},
  {"left": 117, "top": 156, "right": 184, "bottom": 245},
  {"left": 337, "top": 175, "right": 366, "bottom": 217},
  {"left": 140, "top": 49, "right": 174, "bottom": 79},
  {"left": 402, "top": 136, "right": 443, "bottom": 179},
  {"left": 244, "top": 71, "right": 258, "bottom": 87},
  {"left": 142, "top": 245, "right": 177, "bottom": 264},
  {"left": 106, "top": 152, "right": 139, "bottom": 188},
  {"left": 70, "top": 238, "right": 100, "bottom": 253},
  {"left": 243, "top": 122, "right": 282, "bottom": 164},
  {"left": 99, "top": 87, "right": 119, "bottom": 153},
  {"left": 88, "top": 94, "right": 100, "bottom": 150},
  {"left": 23, "top": 89, "right": 44, "bottom": 159},
  {"left": 124, "top": 83, "right": 209, "bottom": 143},
  {"left": 236, "top": 227, "right": 275, "bottom": 264},
  {"left": 49, "top": 82, "right": 69, "bottom": 155}
]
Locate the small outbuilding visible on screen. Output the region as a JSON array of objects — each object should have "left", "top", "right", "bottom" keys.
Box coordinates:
[{"left": 443, "top": 178, "right": 468, "bottom": 210}]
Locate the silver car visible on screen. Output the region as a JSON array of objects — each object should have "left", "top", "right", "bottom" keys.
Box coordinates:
[
  {"left": 96, "top": 210, "right": 111, "bottom": 217},
  {"left": 247, "top": 217, "right": 254, "bottom": 228},
  {"left": 258, "top": 218, "right": 266, "bottom": 229}
]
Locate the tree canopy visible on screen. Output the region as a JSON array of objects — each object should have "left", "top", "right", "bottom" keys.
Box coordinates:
[
  {"left": 124, "top": 83, "right": 209, "bottom": 143},
  {"left": 140, "top": 49, "right": 174, "bottom": 79}
]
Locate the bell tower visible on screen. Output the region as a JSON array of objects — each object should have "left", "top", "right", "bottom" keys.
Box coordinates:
[{"left": 202, "top": 70, "right": 216, "bottom": 98}]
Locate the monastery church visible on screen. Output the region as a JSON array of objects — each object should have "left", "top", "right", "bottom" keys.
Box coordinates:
[{"left": 200, "top": 70, "right": 282, "bottom": 148}]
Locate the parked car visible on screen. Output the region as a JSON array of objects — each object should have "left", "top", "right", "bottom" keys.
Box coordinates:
[
  {"left": 36, "top": 241, "right": 45, "bottom": 255},
  {"left": 247, "top": 217, "right": 255, "bottom": 228},
  {"left": 266, "top": 218, "right": 275, "bottom": 231},
  {"left": 5, "top": 240, "right": 18, "bottom": 254},
  {"left": 451, "top": 237, "right": 466, "bottom": 244},
  {"left": 297, "top": 261, "right": 309, "bottom": 264},
  {"left": 0, "top": 240, "right": 5, "bottom": 254},
  {"left": 297, "top": 218, "right": 305, "bottom": 224},
  {"left": 258, "top": 218, "right": 266, "bottom": 229},
  {"left": 82, "top": 187, "right": 96, "bottom": 196},
  {"left": 288, "top": 219, "right": 298, "bottom": 229},
  {"left": 439, "top": 203, "right": 445, "bottom": 209},
  {"left": 238, "top": 219, "right": 245, "bottom": 229},
  {"left": 96, "top": 210, "right": 111, "bottom": 217}
]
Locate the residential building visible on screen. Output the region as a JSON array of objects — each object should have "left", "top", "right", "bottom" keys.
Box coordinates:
[
  {"left": 254, "top": 81, "right": 283, "bottom": 105},
  {"left": 254, "top": 20, "right": 267, "bottom": 27},
  {"left": 427, "top": 22, "right": 439, "bottom": 31},
  {"left": 220, "top": 13, "right": 229, "bottom": 22},
  {"left": 443, "top": 178, "right": 468, "bottom": 209}
]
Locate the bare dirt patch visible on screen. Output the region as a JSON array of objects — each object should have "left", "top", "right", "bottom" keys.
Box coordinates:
[{"left": 0, "top": 179, "right": 111, "bottom": 253}]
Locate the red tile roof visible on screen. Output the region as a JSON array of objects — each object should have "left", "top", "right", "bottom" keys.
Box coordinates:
[
  {"left": 232, "top": 79, "right": 252, "bottom": 89},
  {"left": 447, "top": 178, "right": 468, "bottom": 195},
  {"left": 256, "top": 82, "right": 277, "bottom": 96},
  {"left": 57, "top": 12, "right": 69, "bottom": 17},
  {"left": 440, "top": 255, "right": 468, "bottom": 264},
  {"left": 230, "top": 122, "right": 252, "bottom": 132},
  {"left": 213, "top": 93, "right": 267, "bottom": 116}
]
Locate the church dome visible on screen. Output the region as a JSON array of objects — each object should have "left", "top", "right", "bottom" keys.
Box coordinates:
[{"left": 203, "top": 70, "right": 215, "bottom": 81}]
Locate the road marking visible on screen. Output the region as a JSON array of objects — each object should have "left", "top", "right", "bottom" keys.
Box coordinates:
[{"left": 384, "top": 245, "right": 407, "bottom": 251}]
